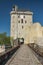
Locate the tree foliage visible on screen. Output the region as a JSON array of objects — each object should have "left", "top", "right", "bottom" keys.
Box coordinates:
[{"left": 0, "top": 32, "right": 11, "bottom": 45}]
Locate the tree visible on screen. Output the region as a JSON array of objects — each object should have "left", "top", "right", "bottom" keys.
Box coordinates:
[{"left": 0, "top": 32, "right": 11, "bottom": 45}]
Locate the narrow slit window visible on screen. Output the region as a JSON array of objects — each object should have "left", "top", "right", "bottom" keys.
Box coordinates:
[
  {"left": 24, "top": 16, "right": 25, "bottom": 18},
  {"left": 18, "top": 15, "right": 20, "bottom": 18},
  {"left": 21, "top": 19, "right": 23, "bottom": 23},
  {"left": 22, "top": 26, "right": 24, "bottom": 29},
  {"left": 18, "top": 21, "right": 20, "bottom": 23},
  {"left": 25, "top": 21, "right": 27, "bottom": 23}
]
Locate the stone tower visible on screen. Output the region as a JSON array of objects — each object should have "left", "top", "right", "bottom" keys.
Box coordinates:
[{"left": 10, "top": 5, "right": 33, "bottom": 44}]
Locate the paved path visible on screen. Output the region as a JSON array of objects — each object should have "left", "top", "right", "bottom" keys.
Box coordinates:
[{"left": 5, "top": 44, "right": 42, "bottom": 65}]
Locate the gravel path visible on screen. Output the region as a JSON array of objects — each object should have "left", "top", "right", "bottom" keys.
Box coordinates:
[{"left": 5, "top": 44, "right": 42, "bottom": 65}]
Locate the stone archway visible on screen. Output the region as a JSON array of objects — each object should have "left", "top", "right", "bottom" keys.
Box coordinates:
[{"left": 18, "top": 38, "right": 24, "bottom": 44}]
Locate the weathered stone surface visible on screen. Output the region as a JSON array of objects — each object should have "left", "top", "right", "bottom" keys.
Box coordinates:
[
  {"left": 10, "top": 6, "right": 43, "bottom": 44},
  {"left": 5, "top": 44, "right": 42, "bottom": 65}
]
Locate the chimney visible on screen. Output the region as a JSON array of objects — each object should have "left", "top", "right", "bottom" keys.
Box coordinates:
[{"left": 12, "top": 5, "right": 18, "bottom": 11}]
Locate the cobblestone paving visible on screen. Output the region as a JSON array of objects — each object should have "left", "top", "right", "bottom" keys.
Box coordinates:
[{"left": 5, "top": 44, "right": 42, "bottom": 65}]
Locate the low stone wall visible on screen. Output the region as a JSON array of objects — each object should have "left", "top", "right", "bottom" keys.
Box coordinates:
[
  {"left": 0, "top": 46, "right": 20, "bottom": 65},
  {"left": 28, "top": 43, "right": 43, "bottom": 56}
]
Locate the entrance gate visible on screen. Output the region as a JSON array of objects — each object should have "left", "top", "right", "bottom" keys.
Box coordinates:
[{"left": 18, "top": 38, "right": 24, "bottom": 44}]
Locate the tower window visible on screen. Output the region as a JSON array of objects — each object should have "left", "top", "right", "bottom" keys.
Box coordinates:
[
  {"left": 18, "top": 21, "right": 20, "bottom": 23},
  {"left": 18, "top": 15, "right": 20, "bottom": 18},
  {"left": 22, "top": 26, "right": 24, "bottom": 29},
  {"left": 21, "top": 19, "right": 23, "bottom": 23},
  {"left": 24, "top": 16, "right": 25, "bottom": 18},
  {"left": 25, "top": 21, "right": 27, "bottom": 23}
]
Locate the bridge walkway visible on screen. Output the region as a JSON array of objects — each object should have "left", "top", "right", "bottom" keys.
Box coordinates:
[{"left": 5, "top": 44, "right": 42, "bottom": 65}]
